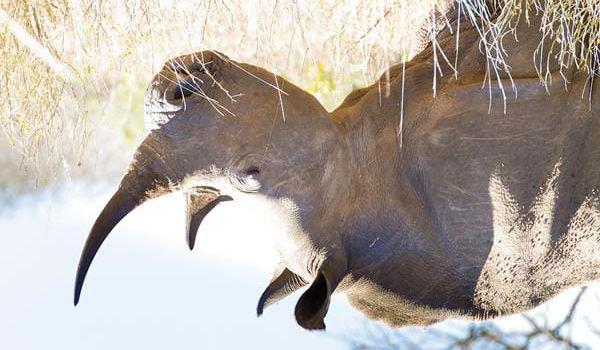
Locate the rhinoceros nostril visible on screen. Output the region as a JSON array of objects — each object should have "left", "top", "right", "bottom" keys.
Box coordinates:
[
  {"left": 172, "top": 78, "right": 201, "bottom": 100},
  {"left": 189, "top": 62, "right": 210, "bottom": 74},
  {"left": 172, "top": 85, "right": 192, "bottom": 100}
]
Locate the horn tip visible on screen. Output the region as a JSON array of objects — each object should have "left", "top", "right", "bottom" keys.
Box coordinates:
[
  {"left": 256, "top": 291, "right": 270, "bottom": 317},
  {"left": 74, "top": 273, "right": 84, "bottom": 306},
  {"left": 186, "top": 231, "right": 197, "bottom": 250},
  {"left": 73, "top": 288, "right": 81, "bottom": 306}
]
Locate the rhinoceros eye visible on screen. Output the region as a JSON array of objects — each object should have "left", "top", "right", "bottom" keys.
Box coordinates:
[
  {"left": 244, "top": 165, "right": 261, "bottom": 176},
  {"left": 233, "top": 153, "right": 263, "bottom": 178}
]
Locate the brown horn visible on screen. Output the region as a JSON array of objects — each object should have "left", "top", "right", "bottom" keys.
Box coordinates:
[
  {"left": 73, "top": 159, "right": 170, "bottom": 306},
  {"left": 185, "top": 192, "right": 233, "bottom": 250},
  {"left": 73, "top": 188, "right": 138, "bottom": 305}
]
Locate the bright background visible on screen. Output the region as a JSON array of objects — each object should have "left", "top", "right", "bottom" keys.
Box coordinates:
[
  {"left": 2, "top": 1, "right": 600, "bottom": 349},
  {"left": 2, "top": 184, "right": 600, "bottom": 349}
]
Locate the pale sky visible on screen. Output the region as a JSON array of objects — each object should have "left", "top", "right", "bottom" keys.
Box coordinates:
[
  {"left": 0, "top": 184, "right": 360, "bottom": 349},
  {"left": 1, "top": 183, "right": 598, "bottom": 349}
]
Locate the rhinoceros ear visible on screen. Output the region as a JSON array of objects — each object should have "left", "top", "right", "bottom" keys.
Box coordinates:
[
  {"left": 256, "top": 266, "right": 306, "bottom": 316},
  {"left": 294, "top": 266, "right": 342, "bottom": 330}
]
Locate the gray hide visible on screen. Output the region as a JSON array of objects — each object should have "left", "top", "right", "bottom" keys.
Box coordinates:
[{"left": 74, "top": 7, "right": 600, "bottom": 330}]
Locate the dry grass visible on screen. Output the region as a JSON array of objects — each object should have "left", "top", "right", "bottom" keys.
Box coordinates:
[{"left": 0, "top": 0, "right": 598, "bottom": 189}]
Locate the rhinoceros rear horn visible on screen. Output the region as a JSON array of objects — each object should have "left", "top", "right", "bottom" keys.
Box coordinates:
[
  {"left": 73, "top": 169, "right": 168, "bottom": 306},
  {"left": 185, "top": 191, "right": 233, "bottom": 250}
]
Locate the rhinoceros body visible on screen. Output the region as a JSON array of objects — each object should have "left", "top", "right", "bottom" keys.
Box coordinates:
[{"left": 74, "top": 7, "right": 600, "bottom": 329}]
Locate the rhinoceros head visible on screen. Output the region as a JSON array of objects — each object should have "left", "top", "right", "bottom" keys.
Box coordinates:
[{"left": 74, "top": 51, "right": 348, "bottom": 330}]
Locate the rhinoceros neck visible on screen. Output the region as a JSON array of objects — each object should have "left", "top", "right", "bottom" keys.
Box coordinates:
[
  {"left": 331, "top": 98, "right": 477, "bottom": 314},
  {"left": 332, "top": 80, "right": 600, "bottom": 327},
  {"left": 328, "top": 8, "right": 600, "bottom": 324}
]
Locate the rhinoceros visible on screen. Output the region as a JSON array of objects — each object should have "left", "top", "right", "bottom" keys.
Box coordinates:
[{"left": 74, "top": 7, "right": 599, "bottom": 330}]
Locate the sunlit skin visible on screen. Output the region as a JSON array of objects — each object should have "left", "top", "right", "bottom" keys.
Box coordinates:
[{"left": 74, "top": 9, "right": 600, "bottom": 330}]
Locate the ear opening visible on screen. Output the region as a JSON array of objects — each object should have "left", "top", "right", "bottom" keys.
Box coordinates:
[{"left": 294, "top": 271, "right": 331, "bottom": 330}]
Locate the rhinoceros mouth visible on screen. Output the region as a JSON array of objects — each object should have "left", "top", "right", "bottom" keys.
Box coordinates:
[{"left": 185, "top": 187, "right": 233, "bottom": 250}]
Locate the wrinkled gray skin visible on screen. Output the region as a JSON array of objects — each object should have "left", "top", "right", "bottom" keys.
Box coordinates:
[{"left": 75, "top": 9, "right": 600, "bottom": 330}]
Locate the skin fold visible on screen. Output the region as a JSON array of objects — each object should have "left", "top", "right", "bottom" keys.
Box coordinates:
[{"left": 74, "top": 7, "right": 600, "bottom": 330}]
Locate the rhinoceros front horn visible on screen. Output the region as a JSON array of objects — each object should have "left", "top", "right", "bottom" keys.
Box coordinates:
[
  {"left": 73, "top": 164, "right": 170, "bottom": 306},
  {"left": 73, "top": 188, "right": 138, "bottom": 305}
]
